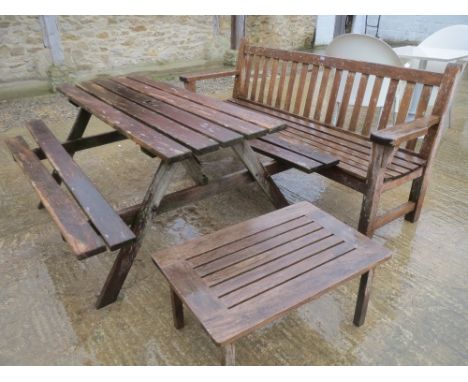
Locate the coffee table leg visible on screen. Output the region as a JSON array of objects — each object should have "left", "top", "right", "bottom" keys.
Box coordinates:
[
  {"left": 96, "top": 160, "right": 180, "bottom": 309},
  {"left": 353, "top": 269, "right": 375, "bottom": 327},
  {"left": 221, "top": 343, "right": 236, "bottom": 366},
  {"left": 38, "top": 108, "right": 91, "bottom": 209},
  {"left": 232, "top": 141, "right": 289, "bottom": 209},
  {"left": 171, "top": 288, "right": 185, "bottom": 329}
]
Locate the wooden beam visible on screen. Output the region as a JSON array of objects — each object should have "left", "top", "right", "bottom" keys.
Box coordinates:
[
  {"left": 118, "top": 160, "right": 289, "bottom": 224},
  {"left": 231, "top": 16, "right": 246, "bottom": 49},
  {"left": 39, "top": 16, "right": 65, "bottom": 65}
]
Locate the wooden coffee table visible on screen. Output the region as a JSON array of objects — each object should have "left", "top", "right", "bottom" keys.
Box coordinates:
[{"left": 152, "top": 201, "right": 391, "bottom": 365}]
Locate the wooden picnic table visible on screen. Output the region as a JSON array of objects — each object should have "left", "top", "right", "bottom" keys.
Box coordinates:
[{"left": 6, "top": 75, "right": 338, "bottom": 309}]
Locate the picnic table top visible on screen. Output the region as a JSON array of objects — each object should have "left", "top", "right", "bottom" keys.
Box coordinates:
[{"left": 58, "top": 75, "right": 288, "bottom": 162}]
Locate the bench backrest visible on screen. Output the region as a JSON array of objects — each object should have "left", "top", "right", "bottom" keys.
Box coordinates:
[{"left": 233, "top": 40, "right": 460, "bottom": 152}]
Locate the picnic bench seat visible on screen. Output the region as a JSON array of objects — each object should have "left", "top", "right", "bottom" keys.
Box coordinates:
[
  {"left": 5, "top": 120, "right": 135, "bottom": 259},
  {"left": 238, "top": 99, "right": 427, "bottom": 179},
  {"left": 152, "top": 201, "right": 391, "bottom": 365},
  {"left": 180, "top": 40, "right": 460, "bottom": 237}
]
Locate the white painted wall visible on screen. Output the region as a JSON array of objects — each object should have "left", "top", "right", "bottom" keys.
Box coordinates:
[
  {"left": 315, "top": 15, "right": 336, "bottom": 45},
  {"left": 317, "top": 15, "right": 468, "bottom": 46},
  {"left": 366, "top": 15, "right": 468, "bottom": 43}
]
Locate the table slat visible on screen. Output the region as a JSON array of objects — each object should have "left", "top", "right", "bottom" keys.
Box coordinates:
[
  {"left": 58, "top": 84, "right": 191, "bottom": 161},
  {"left": 94, "top": 78, "right": 243, "bottom": 146},
  {"left": 130, "top": 75, "right": 285, "bottom": 130},
  {"left": 78, "top": 81, "right": 219, "bottom": 154},
  {"left": 112, "top": 77, "right": 268, "bottom": 138}
]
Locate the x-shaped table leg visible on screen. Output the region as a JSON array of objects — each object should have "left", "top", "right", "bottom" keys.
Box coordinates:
[
  {"left": 232, "top": 141, "right": 289, "bottom": 209},
  {"left": 96, "top": 141, "right": 287, "bottom": 308},
  {"left": 96, "top": 160, "right": 180, "bottom": 308}
]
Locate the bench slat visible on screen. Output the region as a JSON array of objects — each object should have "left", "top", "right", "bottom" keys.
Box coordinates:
[
  {"left": 250, "top": 139, "right": 326, "bottom": 173},
  {"left": 230, "top": 98, "right": 426, "bottom": 180},
  {"left": 27, "top": 120, "right": 136, "bottom": 251},
  {"left": 5, "top": 136, "right": 106, "bottom": 259}
]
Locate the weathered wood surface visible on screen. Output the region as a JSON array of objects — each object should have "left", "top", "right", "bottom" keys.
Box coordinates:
[
  {"left": 118, "top": 161, "right": 289, "bottom": 224},
  {"left": 371, "top": 116, "right": 440, "bottom": 146},
  {"left": 176, "top": 41, "right": 459, "bottom": 236},
  {"left": 93, "top": 78, "right": 243, "bottom": 146},
  {"left": 232, "top": 141, "right": 289, "bottom": 209},
  {"left": 180, "top": 69, "right": 238, "bottom": 84},
  {"left": 231, "top": 99, "right": 426, "bottom": 182},
  {"left": 58, "top": 84, "right": 191, "bottom": 162},
  {"left": 78, "top": 81, "right": 219, "bottom": 154},
  {"left": 152, "top": 201, "right": 391, "bottom": 347},
  {"left": 5, "top": 136, "right": 105, "bottom": 258},
  {"left": 96, "top": 161, "right": 180, "bottom": 308},
  {"left": 27, "top": 120, "right": 135, "bottom": 250}
]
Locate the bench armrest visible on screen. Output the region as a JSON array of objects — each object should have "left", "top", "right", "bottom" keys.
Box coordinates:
[
  {"left": 179, "top": 69, "right": 239, "bottom": 84},
  {"left": 370, "top": 115, "right": 440, "bottom": 146},
  {"left": 179, "top": 69, "right": 239, "bottom": 92}
]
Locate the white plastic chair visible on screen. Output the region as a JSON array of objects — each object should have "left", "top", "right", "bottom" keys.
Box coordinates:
[
  {"left": 407, "top": 25, "right": 468, "bottom": 127},
  {"left": 416, "top": 24, "right": 468, "bottom": 73},
  {"left": 325, "top": 34, "right": 403, "bottom": 124}
]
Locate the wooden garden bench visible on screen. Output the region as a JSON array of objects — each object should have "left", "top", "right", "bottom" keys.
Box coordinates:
[
  {"left": 152, "top": 201, "right": 391, "bottom": 365},
  {"left": 180, "top": 40, "right": 460, "bottom": 236}
]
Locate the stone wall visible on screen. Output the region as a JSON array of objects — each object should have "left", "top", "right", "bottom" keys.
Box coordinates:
[
  {"left": 0, "top": 15, "right": 316, "bottom": 92},
  {"left": 58, "top": 16, "right": 230, "bottom": 77},
  {"left": 0, "top": 16, "right": 52, "bottom": 82},
  {"left": 246, "top": 16, "right": 316, "bottom": 49}
]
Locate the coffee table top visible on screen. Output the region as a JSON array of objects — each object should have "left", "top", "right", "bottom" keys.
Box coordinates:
[
  {"left": 394, "top": 45, "right": 468, "bottom": 62},
  {"left": 152, "top": 201, "right": 391, "bottom": 345},
  {"left": 58, "top": 75, "right": 287, "bottom": 162}
]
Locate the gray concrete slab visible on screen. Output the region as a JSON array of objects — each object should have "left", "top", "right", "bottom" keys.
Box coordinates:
[{"left": 0, "top": 73, "right": 467, "bottom": 365}]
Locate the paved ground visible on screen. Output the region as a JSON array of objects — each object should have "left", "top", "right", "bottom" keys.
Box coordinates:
[{"left": 0, "top": 71, "right": 467, "bottom": 365}]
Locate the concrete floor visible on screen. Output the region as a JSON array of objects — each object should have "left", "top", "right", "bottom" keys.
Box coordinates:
[{"left": 0, "top": 72, "right": 467, "bottom": 366}]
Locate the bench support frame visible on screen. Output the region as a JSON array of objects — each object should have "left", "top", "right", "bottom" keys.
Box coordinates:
[{"left": 96, "top": 160, "right": 179, "bottom": 308}]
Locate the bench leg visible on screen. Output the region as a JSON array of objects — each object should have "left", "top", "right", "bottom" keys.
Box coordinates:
[
  {"left": 95, "top": 161, "right": 180, "bottom": 309},
  {"left": 183, "top": 155, "right": 208, "bottom": 185},
  {"left": 353, "top": 269, "right": 374, "bottom": 327},
  {"left": 170, "top": 289, "right": 185, "bottom": 329},
  {"left": 358, "top": 185, "right": 382, "bottom": 238},
  {"left": 358, "top": 145, "right": 395, "bottom": 237},
  {"left": 221, "top": 343, "right": 236, "bottom": 366},
  {"left": 404, "top": 175, "right": 427, "bottom": 223},
  {"left": 38, "top": 108, "right": 91, "bottom": 209},
  {"left": 232, "top": 141, "right": 289, "bottom": 209}
]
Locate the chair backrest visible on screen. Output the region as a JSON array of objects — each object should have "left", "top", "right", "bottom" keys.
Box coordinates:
[
  {"left": 417, "top": 25, "right": 468, "bottom": 73},
  {"left": 326, "top": 34, "right": 403, "bottom": 108},
  {"left": 419, "top": 25, "right": 468, "bottom": 50},
  {"left": 325, "top": 33, "right": 402, "bottom": 66},
  {"left": 233, "top": 40, "right": 459, "bottom": 152}
]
